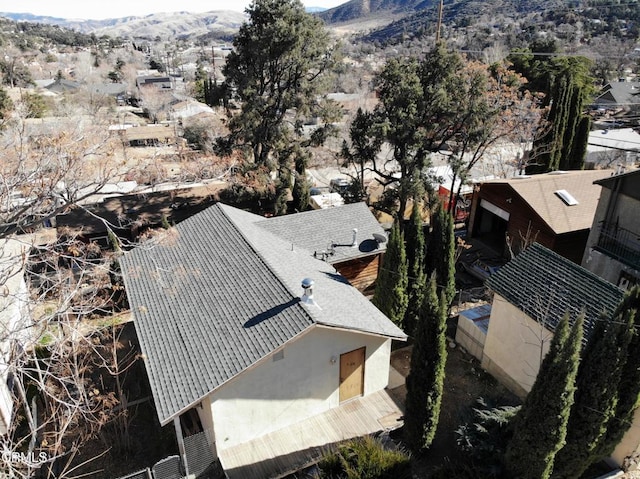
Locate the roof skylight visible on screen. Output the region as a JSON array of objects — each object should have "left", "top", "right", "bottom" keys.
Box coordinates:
[{"left": 555, "top": 189, "right": 579, "bottom": 206}]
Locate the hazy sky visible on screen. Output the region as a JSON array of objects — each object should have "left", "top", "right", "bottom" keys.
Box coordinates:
[{"left": 1, "top": 0, "right": 344, "bottom": 20}]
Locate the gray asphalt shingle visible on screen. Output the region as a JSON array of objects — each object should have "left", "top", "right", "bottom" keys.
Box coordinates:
[{"left": 256, "top": 202, "right": 387, "bottom": 263}]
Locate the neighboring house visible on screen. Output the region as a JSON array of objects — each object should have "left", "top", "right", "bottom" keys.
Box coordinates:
[
  {"left": 44, "top": 78, "right": 81, "bottom": 94},
  {"left": 467, "top": 170, "right": 612, "bottom": 263},
  {"left": 0, "top": 238, "right": 31, "bottom": 435},
  {"left": 119, "top": 203, "right": 406, "bottom": 478},
  {"left": 136, "top": 74, "right": 173, "bottom": 90},
  {"left": 592, "top": 81, "right": 640, "bottom": 113},
  {"left": 475, "top": 243, "right": 640, "bottom": 467},
  {"left": 121, "top": 124, "right": 177, "bottom": 146},
  {"left": 92, "top": 82, "right": 129, "bottom": 104},
  {"left": 170, "top": 99, "right": 215, "bottom": 120},
  {"left": 587, "top": 128, "right": 640, "bottom": 169},
  {"left": 582, "top": 168, "right": 640, "bottom": 289}
]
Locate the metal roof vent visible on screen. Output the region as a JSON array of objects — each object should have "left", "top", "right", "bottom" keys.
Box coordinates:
[
  {"left": 301, "top": 278, "right": 319, "bottom": 308},
  {"left": 555, "top": 189, "right": 579, "bottom": 206},
  {"left": 351, "top": 228, "right": 358, "bottom": 247}
]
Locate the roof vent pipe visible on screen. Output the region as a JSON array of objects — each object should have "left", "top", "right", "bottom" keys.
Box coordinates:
[
  {"left": 351, "top": 228, "right": 358, "bottom": 247},
  {"left": 301, "top": 278, "right": 315, "bottom": 304}
]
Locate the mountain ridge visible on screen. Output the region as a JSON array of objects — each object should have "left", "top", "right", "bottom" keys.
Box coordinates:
[{"left": 0, "top": 11, "right": 247, "bottom": 39}]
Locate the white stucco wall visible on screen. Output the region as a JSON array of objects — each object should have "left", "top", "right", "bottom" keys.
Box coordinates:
[
  {"left": 207, "top": 326, "right": 391, "bottom": 451},
  {"left": 481, "top": 295, "right": 553, "bottom": 398}
]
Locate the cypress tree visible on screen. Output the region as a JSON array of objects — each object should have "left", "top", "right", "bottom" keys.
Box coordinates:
[
  {"left": 553, "top": 312, "right": 634, "bottom": 479},
  {"left": 372, "top": 222, "right": 409, "bottom": 327},
  {"left": 505, "top": 314, "right": 584, "bottom": 479},
  {"left": 529, "top": 57, "right": 593, "bottom": 173},
  {"left": 425, "top": 202, "right": 456, "bottom": 307},
  {"left": 594, "top": 286, "right": 640, "bottom": 460},
  {"left": 403, "top": 201, "right": 426, "bottom": 337},
  {"left": 404, "top": 276, "right": 448, "bottom": 453}
]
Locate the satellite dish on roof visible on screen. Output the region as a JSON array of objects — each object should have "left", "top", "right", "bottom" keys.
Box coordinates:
[{"left": 373, "top": 233, "right": 387, "bottom": 244}]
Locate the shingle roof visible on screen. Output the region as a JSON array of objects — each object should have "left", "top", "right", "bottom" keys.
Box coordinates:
[
  {"left": 120, "top": 203, "right": 405, "bottom": 425},
  {"left": 593, "top": 82, "right": 640, "bottom": 106},
  {"left": 483, "top": 170, "right": 612, "bottom": 234},
  {"left": 486, "top": 243, "right": 624, "bottom": 339},
  {"left": 256, "top": 202, "right": 386, "bottom": 264}
]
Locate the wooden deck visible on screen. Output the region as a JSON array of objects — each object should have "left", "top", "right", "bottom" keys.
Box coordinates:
[{"left": 218, "top": 388, "right": 404, "bottom": 479}]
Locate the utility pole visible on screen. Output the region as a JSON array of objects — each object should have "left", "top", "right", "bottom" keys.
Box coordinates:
[{"left": 435, "top": 0, "right": 444, "bottom": 43}]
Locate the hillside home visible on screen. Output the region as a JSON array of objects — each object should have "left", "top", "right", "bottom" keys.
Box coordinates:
[
  {"left": 467, "top": 170, "right": 612, "bottom": 263},
  {"left": 119, "top": 203, "right": 405, "bottom": 478},
  {"left": 592, "top": 81, "right": 640, "bottom": 114},
  {"left": 476, "top": 243, "right": 640, "bottom": 468},
  {"left": 582, "top": 168, "right": 640, "bottom": 289}
]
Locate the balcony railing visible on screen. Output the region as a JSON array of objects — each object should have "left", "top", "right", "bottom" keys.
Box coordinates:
[{"left": 596, "top": 221, "right": 640, "bottom": 270}]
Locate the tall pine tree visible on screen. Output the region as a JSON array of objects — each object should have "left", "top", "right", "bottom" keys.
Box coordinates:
[
  {"left": 372, "top": 222, "right": 408, "bottom": 327},
  {"left": 553, "top": 312, "right": 634, "bottom": 479},
  {"left": 404, "top": 276, "right": 448, "bottom": 453},
  {"left": 403, "top": 201, "right": 426, "bottom": 337},
  {"left": 505, "top": 314, "right": 584, "bottom": 479}
]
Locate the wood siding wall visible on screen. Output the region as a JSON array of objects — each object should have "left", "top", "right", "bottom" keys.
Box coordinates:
[
  {"left": 334, "top": 255, "right": 381, "bottom": 293},
  {"left": 469, "top": 184, "right": 587, "bottom": 262}
]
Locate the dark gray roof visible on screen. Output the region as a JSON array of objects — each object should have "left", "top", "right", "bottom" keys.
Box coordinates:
[
  {"left": 486, "top": 243, "right": 624, "bottom": 339},
  {"left": 120, "top": 203, "right": 405, "bottom": 425},
  {"left": 256, "top": 202, "right": 386, "bottom": 264},
  {"left": 593, "top": 82, "right": 640, "bottom": 107}
]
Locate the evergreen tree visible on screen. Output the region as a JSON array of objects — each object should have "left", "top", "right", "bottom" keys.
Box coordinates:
[
  {"left": 218, "top": 0, "right": 338, "bottom": 170},
  {"left": 425, "top": 202, "right": 456, "bottom": 307},
  {"left": 403, "top": 201, "right": 426, "bottom": 337},
  {"left": 553, "top": 312, "right": 634, "bottom": 479},
  {"left": 528, "top": 56, "right": 593, "bottom": 173},
  {"left": 505, "top": 314, "right": 584, "bottom": 479},
  {"left": 594, "top": 286, "right": 640, "bottom": 460},
  {"left": 404, "top": 276, "right": 448, "bottom": 453},
  {"left": 372, "top": 222, "right": 408, "bottom": 327}
]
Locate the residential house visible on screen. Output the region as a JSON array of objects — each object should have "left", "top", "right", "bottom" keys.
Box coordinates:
[
  {"left": 122, "top": 124, "right": 177, "bottom": 146},
  {"left": 44, "top": 78, "right": 81, "bottom": 94},
  {"left": 476, "top": 242, "right": 640, "bottom": 468},
  {"left": 119, "top": 203, "right": 406, "bottom": 478},
  {"left": 467, "top": 170, "right": 612, "bottom": 263},
  {"left": 482, "top": 243, "right": 623, "bottom": 397},
  {"left": 582, "top": 168, "right": 640, "bottom": 289},
  {"left": 592, "top": 81, "right": 640, "bottom": 114},
  {"left": 136, "top": 74, "right": 173, "bottom": 90}
]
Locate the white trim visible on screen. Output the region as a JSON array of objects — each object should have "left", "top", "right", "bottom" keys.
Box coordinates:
[{"left": 480, "top": 199, "right": 511, "bottom": 221}]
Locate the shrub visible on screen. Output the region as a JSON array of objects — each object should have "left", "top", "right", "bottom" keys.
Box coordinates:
[{"left": 317, "top": 436, "right": 411, "bottom": 479}]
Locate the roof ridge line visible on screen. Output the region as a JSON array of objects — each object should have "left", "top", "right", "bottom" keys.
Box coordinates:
[{"left": 216, "top": 204, "right": 320, "bottom": 324}]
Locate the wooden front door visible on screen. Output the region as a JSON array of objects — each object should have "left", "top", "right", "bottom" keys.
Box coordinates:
[{"left": 339, "top": 347, "right": 365, "bottom": 402}]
